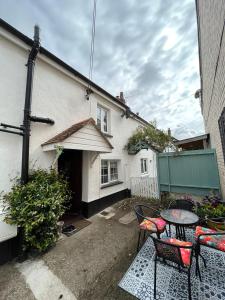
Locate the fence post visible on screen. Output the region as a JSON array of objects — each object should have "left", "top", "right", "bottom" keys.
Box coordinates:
[
  {"left": 167, "top": 155, "right": 171, "bottom": 192},
  {"left": 156, "top": 153, "right": 161, "bottom": 200}
]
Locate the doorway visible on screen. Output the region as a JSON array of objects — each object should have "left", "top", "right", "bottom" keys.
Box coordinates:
[{"left": 58, "top": 149, "right": 83, "bottom": 214}]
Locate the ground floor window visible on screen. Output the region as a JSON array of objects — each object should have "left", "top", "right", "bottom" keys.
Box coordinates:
[
  {"left": 141, "top": 158, "right": 148, "bottom": 174},
  {"left": 101, "top": 160, "right": 119, "bottom": 184}
]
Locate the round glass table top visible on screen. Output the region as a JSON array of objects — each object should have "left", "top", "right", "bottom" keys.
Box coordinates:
[{"left": 160, "top": 209, "right": 199, "bottom": 225}]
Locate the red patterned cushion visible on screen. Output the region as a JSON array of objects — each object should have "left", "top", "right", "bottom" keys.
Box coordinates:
[
  {"left": 162, "top": 238, "right": 192, "bottom": 266},
  {"left": 195, "top": 226, "right": 225, "bottom": 252},
  {"left": 140, "top": 217, "right": 166, "bottom": 233}
]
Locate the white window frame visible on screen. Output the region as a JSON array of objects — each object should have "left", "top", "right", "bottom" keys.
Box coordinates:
[
  {"left": 97, "top": 104, "right": 109, "bottom": 134},
  {"left": 101, "top": 160, "right": 119, "bottom": 185},
  {"left": 141, "top": 158, "right": 148, "bottom": 174}
]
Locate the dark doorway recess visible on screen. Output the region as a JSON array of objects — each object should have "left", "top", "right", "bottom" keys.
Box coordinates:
[{"left": 58, "top": 149, "right": 82, "bottom": 214}]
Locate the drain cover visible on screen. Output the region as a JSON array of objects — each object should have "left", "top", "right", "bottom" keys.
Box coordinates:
[{"left": 100, "top": 211, "right": 109, "bottom": 216}]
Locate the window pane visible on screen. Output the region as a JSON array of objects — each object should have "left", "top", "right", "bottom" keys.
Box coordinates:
[
  {"left": 110, "top": 161, "right": 118, "bottom": 181},
  {"left": 141, "top": 159, "right": 147, "bottom": 173},
  {"left": 102, "top": 109, "right": 108, "bottom": 132},
  {"left": 97, "top": 106, "right": 101, "bottom": 129},
  {"left": 101, "top": 160, "right": 108, "bottom": 184},
  {"left": 144, "top": 159, "right": 147, "bottom": 172},
  {"left": 141, "top": 159, "right": 144, "bottom": 173}
]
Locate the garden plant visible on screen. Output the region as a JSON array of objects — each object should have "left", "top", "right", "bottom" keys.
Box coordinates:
[{"left": 2, "top": 169, "right": 71, "bottom": 252}]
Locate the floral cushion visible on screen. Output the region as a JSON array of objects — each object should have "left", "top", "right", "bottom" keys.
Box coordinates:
[
  {"left": 195, "top": 226, "right": 225, "bottom": 252},
  {"left": 140, "top": 217, "right": 166, "bottom": 232},
  {"left": 162, "top": 238, "right": 192, "bottom": 266}
]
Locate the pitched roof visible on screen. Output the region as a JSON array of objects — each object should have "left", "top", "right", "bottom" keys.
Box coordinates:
[
  {"left": 174, "top": 134, "right": 209, "bottom": 145},
  {"left": 42, "top": 118, "right": 113, "bottom": 149},
  {"left": 0, "top": 18, "right": 149, "bottom": 126}
]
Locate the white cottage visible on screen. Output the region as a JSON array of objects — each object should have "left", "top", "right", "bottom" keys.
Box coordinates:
[{"left": 0, "top": 19, "right": 158, "bottom": 254}]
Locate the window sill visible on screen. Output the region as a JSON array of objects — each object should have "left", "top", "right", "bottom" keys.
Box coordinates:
[
  {"left": 101, "top": 181, "right": 123, "bottom": 189},
  {"left": 102, "top": 132, "right": 113, "bottom": 138}
]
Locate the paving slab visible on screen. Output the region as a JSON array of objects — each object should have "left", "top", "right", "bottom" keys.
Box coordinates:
[{"left": 119, "top": 211, "right": 136, "bottom": 225}]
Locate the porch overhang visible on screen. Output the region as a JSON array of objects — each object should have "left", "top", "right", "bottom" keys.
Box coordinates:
[{"left": 41, "top": 118, "right": 113, "bottom": 153}]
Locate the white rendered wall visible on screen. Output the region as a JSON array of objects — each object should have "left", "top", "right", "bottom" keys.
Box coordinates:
[
  {"left": 0, "top": 28, "right": 158, "bottom": 208},
  {"left": 0, "top": 32, "right": 27, "bottom": 196}
]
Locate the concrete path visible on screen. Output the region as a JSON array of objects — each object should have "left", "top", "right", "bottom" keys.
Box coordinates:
[
  {"left": 0, "top": 198, "right": 149, "bottom": 300},
  {"left": 16, "top": 259, "right": 77, "bottom": 300}
]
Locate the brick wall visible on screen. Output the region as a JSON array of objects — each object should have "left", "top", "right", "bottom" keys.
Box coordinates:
[{"left": 197, "top": 0, "right": 225, "bottom": 196}]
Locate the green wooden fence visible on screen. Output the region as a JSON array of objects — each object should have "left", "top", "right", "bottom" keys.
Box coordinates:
[{"left": 157, "top": 149, "right": 221, "bottom": 195}]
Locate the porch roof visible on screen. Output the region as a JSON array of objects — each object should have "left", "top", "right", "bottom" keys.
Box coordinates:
[{"left": 41, "top": 118, "right": 113, "bottom": 153}]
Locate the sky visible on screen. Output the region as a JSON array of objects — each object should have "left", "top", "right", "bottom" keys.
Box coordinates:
[{"left": 0, "top": 0, "right": 205, "bottom": 139}]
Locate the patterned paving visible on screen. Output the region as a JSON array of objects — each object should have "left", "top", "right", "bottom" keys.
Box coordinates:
[{"left": 119, "top": 227, "right": 225, "bottom": 300}]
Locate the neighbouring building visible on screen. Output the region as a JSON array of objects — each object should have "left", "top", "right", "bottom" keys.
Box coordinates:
[
  {"left": 196, "top": 0, "right": 225, "bottom": 197},
  {"left": 0, "top": 19, "right": 158, "bottom": 259},
  {"left": 174, "top": 134, "right": 210, "bottom": 151}
]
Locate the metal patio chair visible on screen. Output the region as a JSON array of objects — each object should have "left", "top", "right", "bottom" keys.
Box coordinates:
[
  {"left": 134, "top": 204, "right": 167, "bottom": 252},
  {"left": 150, "top": 235, "right": 195, "bottom": 300},
  {"left": 167, "top": 199, "right": 196, "bottom": 236},
  {"left": 195, "top": 223, "right": 225, "bottom": 280},
  {"left": 169, "top": 199, "right": 195, "bottom": 212}
]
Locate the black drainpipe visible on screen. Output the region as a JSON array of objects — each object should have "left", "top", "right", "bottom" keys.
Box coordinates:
[{"left": 21, "top": 25, "right": 40, "bottom": 184}]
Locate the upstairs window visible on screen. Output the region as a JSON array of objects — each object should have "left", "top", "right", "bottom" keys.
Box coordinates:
[
  {"left": 141, "top": 158, "right": 148, "bottom": 174},
  {"left": 97, "top": 105, "right": 109, "bottom": 133},
  {"left": 219, "top": 108, "right": 225, "bottom": 161},
  {"left": 101, "top": 160, "right": 118, "bottom": 184}
]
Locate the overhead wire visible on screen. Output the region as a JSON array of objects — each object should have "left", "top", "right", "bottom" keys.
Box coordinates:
[{"left": 88, "top": 0, "right": 97, "bottom": 86}]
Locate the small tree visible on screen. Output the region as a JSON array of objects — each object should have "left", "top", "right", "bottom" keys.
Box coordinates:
[
  {"left": 2, "top": 169, "right": 71, "bottom": 252},
  {"left": 126, "top": 124, "right": 175, "bottom": 153}
]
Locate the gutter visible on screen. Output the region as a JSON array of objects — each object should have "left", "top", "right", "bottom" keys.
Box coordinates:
[{"left": 21, "top": 25, "right": 40, "bottom": 184}]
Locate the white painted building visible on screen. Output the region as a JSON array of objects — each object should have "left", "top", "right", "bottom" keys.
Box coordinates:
[{"left": 0, "top": 19, "right": 158, "bottom": 232}]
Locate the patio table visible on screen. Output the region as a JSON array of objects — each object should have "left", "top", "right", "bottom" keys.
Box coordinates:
[{"left": 160, "top": 208, "right": 199, "bottom": 240}]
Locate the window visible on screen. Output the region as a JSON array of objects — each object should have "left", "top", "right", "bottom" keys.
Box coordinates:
[
  {"left": 141, "top": 158, "right": 148, "bottom": 174},
  {"left": 97, "top": 105, "right": 109, "bottom": 133},
  {"left": 101, "top": 160, "right": 118, "bottom": 184},
  {"left": 219, "top": 108, "right": 225, "bottom": 161}
]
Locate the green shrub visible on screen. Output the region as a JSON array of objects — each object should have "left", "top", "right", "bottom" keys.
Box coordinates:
[
  {"left": 194, "top": 192, "right": 225, "bottom": 219},
  {"left": 195, "top": 203, "right": 225, "bottom": 219},
  {"left": 2, "top": 169, "right": 71, "bottom": 252}
]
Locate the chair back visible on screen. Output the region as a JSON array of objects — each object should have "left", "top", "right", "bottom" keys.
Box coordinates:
[
  {"left": 170, "top": 199, "right": 194, "bottom": 212},
  {"left": 151, "top": 236, "right": 193, "bottom": 267},
  {"left": 134, "top": 205, "right": 144, "bottom": 224}
]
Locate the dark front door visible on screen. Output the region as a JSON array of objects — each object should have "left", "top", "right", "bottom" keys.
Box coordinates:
[{"left": 58, "top": 149, "right": 82, "bottom": 214}]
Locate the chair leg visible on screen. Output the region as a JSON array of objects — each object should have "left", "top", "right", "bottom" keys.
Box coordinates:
[
  {"left": 200, "top": 254, "right": 207, "bottom": 268},
  {"left": 195, "top": 245, "right": 202, "bottom": 281},
  {"left": 137, "top": 229, "right": 142, "bottom": 253},
  {"left": 198, "top": 244, "right": 207, "bottom": 268},
  {"left": 165, "top": 227, "right": 169, "bottom": 237},
  {"left": 196, "top": 253, "right": 202, "bottom": 281},
  {"left": 154, "top": 256, "right": 157, "bottom": 299},
  {"left": 188, "top": 269, "right": 192, "bottom": 300},
  {"left": 143, "top": 230, "right": 147, "bottom": 243}
]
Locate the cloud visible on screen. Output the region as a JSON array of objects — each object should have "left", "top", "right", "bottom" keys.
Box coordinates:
[{"left": 0, "top": 0, "right": 204, "bottom": 139}]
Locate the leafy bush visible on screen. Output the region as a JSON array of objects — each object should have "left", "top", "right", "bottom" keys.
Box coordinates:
[
  {"left": 2, "top": 169, "right": 71, "bottom": 252},
  {"left": 194, "top": 192, "right": 225, "bottom": 219}
]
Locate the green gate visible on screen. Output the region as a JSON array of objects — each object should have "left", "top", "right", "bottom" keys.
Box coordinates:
[{"left": 158, "top": 149, "right": 221, "bottom": 195}]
